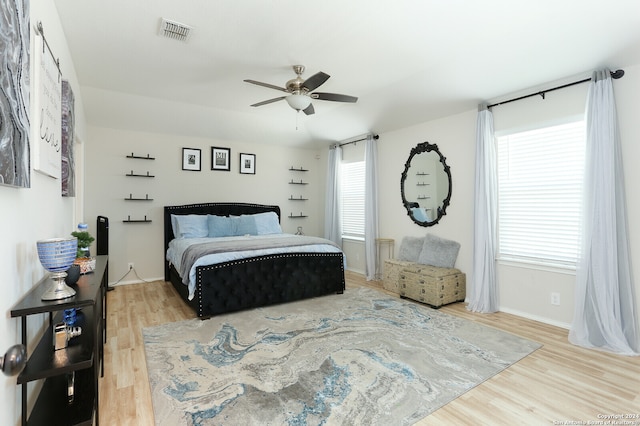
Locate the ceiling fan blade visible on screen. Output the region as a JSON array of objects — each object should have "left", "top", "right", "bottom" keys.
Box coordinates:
[
  {"left": 301, "top": 72, "right": 330, "bottom": 92},
  {"left": 244, "top": 79, "right": 288, "bottom": 93},
  {"left": 250, "top": 96, "right": 287, "bottom": 107},
  {"left": 311, "top": 92, "right": 358, "bottom": 103},
  {"left": 303, "top": 103, "right": 315, "bottom": 115}
]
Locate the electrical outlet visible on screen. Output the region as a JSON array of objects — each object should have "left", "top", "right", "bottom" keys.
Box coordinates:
[
  {"left": 551, "top": 292, "right": 560, "bottom": 306},
  {"left": 128, "top": 262, "right": 134, "bottom": 270}
]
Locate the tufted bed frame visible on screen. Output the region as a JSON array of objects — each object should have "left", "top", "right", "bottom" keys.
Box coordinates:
[{"left": 164, "top": 202, "right": 345, "bottom": 318}]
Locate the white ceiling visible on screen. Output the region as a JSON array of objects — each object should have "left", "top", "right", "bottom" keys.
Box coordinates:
[{"left": 53, "top": 0, "right": 640, "bottom": 147}]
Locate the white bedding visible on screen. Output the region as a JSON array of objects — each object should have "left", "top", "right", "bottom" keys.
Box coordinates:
[{"left": 166, "top": 233, "right": 343, "bottom": 300}]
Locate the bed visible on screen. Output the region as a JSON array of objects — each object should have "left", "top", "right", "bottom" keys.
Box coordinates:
[{"left": 164, "top": 202, "right": 345, "bottom": 318}]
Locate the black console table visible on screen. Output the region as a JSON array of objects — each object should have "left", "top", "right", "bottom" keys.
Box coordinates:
[{"left": 11, "top": 255, "right": 108, "bottom": 426}]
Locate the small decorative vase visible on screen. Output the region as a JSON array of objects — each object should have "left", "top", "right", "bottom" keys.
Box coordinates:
[
  {"left": 37, "top": 237, "right": 77, "bottom": 301},
  {"left": 64, "top": 308, "right": 77, "bottom": 326},
  {"left": 65, "top": 264, "right": 81, "bottom": 285}
]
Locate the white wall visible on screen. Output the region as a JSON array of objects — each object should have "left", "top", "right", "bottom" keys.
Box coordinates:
[
  {"left": 83, "top": 125, "right": 325, "bottom": 284},
  {"left": 0, "top": 1, "right": 85, "bottom": 425},
  {"left": 377, "top": 64, "right": 640, "bottom": 332},
  {"left": 377, "top": 110, "right": 477, "bottom": 281},
  {"left": 615, "top": 63, "right": 640, "bottom": 337}
]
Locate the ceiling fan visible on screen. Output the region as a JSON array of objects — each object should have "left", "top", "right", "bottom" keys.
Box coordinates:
[{"left": 244, "top": 65, "right": 358, "bottom": 115}]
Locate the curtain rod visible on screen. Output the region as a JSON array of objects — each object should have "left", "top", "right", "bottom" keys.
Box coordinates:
[
  {"left": 487, "top": 69, "right": 625, "bottom": 109},
  {"left": 35, "top": 21, "right": 62, "bottom": 79},
  {"left": 338, "top": 134, "right": 379, "bottom": 148}
]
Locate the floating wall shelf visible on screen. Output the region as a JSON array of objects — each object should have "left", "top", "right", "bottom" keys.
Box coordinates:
[
  {"left": 124, "top": 194, "right": 154, "bottom": 201},
  {"left": 126, "top": 171, "right": 155, "bottom": 177},
  {"left": 123, "top": 215, "right": 152, "bottom": 223},
  {"left": 126, "top": 153, "right": 155, "bottom": 160}
]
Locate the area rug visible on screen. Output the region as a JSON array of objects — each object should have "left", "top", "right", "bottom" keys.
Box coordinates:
[{"left": 143, "top": 287, "right": 541, "bottom": 425}]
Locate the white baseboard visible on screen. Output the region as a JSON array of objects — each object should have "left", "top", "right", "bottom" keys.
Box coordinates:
[
  {"left": 109, "top": 276, "right": 164, "bottom": 287},
  {"left": 345, "top": 266, "right": 365, "bottom": 275},
  {"left": 499, "top": 306, "right": 571, "bottom": 330}
]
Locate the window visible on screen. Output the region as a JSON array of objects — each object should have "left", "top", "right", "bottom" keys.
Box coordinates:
[
  {"left": 497, "top": 120, "right": 585, "bottom": 268},
  {"left": 341, "top": 161, "right": 365, "bottom": 239}
]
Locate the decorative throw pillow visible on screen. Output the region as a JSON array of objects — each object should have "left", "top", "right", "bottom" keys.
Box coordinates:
[
  {"left": 232, "top": 215, "right": 258, "bottom": 236},
  {"left": 207, "top": 215, "right": 234, "bottom": 238},
  {"left": 411, "top": 207, "right": 430, "bottom": 223},
  {"left": 398, "top": 236, "right": 425, "bottom": 262},
  {"left": 418, "top": 233, "right": 460, "bottom": 268}
]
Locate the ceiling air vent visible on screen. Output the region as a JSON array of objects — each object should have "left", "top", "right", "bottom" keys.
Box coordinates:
[{"left": 159, "top": 18, "right": 193, "bottom": 42}]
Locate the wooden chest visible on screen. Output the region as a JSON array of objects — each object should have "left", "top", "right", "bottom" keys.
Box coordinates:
[
  {"left": 383, "top": 259, "right": 422, "bottom": 294},
  {"left": 399, "top": 265, "right": 466, "bottom": 308}
]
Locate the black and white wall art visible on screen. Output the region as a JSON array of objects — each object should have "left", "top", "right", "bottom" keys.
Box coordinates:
[
  {"left": 61, "top": 80, "right": 75, "bottom": 196},
  {"left": 33, "top": 25, "right": 62, "bottom": 179},
  {"left": 0, "top": 0, "right": 31, "bottom": 188}
]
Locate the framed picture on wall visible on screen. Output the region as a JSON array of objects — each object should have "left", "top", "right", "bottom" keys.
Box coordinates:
[
  {"left": 239, "top": 153, "right": 256, "bottom": 174},
  {"left": 211, "top": 147, "right": 230, "bottom": 171},
  {"left": 182, "top": 148, "right": 201, "bottom": 171},
  {"left": 0, "top": 2, "right": 30, "bottom": 188}
]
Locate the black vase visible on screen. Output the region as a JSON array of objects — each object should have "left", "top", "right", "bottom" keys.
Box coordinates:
[{"left": 65, "top": 264, "right": 81, "bottom": 285}]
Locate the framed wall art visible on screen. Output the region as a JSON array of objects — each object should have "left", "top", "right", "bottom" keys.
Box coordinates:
[
  {"left": 182, "top": 148, "right": 201, "bottom": 171},
  {"left": 61, "top": 80, "right": 75, "bottom": 196},
  {"left": 239, "top": 153, "right": 256, "bottom": 174},
  {"left": 211, "top": 147, "right": 230, "bottom": 171},
  {"left": 0, "top": 0, "right": 30, "bottom": 188},
  {"left": 33, "top": 23, "right": 62, "bottom": 179}
]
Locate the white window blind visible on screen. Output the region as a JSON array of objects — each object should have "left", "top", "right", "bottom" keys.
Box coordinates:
[
  {"left": 341, "top": 161, "right": 365, "bottom": 238},
  {"left": 497, "top": 120, "right": 585, "bottom": 267}
]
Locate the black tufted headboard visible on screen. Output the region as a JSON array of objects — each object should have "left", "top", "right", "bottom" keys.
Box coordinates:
[{"left": 163, "top": 202, "right": 281, "bottom": 279}]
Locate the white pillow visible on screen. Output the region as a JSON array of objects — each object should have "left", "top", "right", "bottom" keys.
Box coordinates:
[
  {"left": 172, "top": 214, "right": 208, "bottom": 239},
  {"left": 253, "top": 212, "right": 282, "bottom": 235}
]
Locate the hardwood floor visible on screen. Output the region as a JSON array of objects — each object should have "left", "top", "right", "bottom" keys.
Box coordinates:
[{"left": 99, "top": 272, "right": 640, "bottom": 425}]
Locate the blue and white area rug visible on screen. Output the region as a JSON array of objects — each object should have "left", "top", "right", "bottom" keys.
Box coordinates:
[{"left": 143, "top": 287, "right": 541, "bottom": 425}]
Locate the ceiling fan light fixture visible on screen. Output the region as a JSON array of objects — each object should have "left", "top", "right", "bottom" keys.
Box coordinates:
[{"left": 285, "top": 94, "right": 311, "bottom": 111}]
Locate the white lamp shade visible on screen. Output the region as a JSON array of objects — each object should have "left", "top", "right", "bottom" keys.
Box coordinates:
[{"left": 285, "top": 94, "right": 311, "bottom": 111}]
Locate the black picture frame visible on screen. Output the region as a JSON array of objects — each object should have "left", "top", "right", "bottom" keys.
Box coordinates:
[
  {"left": 211, "top": 147, "right": 230, "bottom": 171},
  {"left": 182, "top": 148, "right": 201, "bottom": 171},
  {"left": 239, "top": 153, "right": 256, "bottom": 174}
]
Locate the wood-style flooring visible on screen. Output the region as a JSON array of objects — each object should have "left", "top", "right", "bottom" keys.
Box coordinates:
[{"left": 99, "top": 271, "right": 640, "bottom": 425}]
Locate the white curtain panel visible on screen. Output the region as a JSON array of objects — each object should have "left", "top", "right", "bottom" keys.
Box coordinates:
[
  {"left": 324, "top": 145, "right": 343, "bottom": 246},
  {"left": 468, "top": 106, "right": 499, "bottom": 313},
  {"left": 569, "top": 70, "right": 639, "bottom": 355},
  {"left": 364, "top": 135, "right": 379, "bottom": 281}
]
